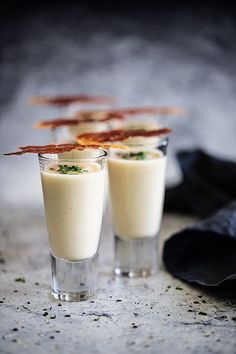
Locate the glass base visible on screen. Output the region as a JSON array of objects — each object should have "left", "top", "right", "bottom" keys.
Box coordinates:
[
  {"left": 114, "top": 235, "right": 158, "bottom": 278},
  {"left": 51, "top": 253, "right": 98, "bottom": 302}
]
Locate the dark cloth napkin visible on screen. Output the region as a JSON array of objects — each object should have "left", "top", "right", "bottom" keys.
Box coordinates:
[
  {"left": 163, "top": 149, "right": 236, "bottom": 289},
  {"left": 165, "top": 149, "right": 236, "bottom": 218}
]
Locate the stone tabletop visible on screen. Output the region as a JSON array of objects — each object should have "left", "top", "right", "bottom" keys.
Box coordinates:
[{"left": 1, "top": 205, "right": 236, "bottom": 354}]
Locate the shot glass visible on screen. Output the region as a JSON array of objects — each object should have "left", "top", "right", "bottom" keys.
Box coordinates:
[
  {"left": 124, "top": 115, "right": 168, "bottom": 143},
  {"left": 39, "top": 149, "right": 107, "bottom": 301},
  {"left": 108, "top": 138, "right": 168, "bottom": 277},
  {"left": 51, "top": 101, "right": 119, "bottom": 144},
  {"left": 51, "top": 120, "right": 111, "bottom": 144}
]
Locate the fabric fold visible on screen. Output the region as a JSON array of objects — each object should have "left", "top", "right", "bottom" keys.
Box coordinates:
[
  {"left": 165, "top": 149, "right": 236, "bottom": 217},
  {"left": 163, "top": 201, "right": 236, "bottom": 288}
]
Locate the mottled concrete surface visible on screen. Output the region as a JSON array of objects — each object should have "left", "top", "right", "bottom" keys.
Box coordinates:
[
  {"left": 1, "top": 4, "right": 236, "bottom": 353},
  {"left": 1, "top": 205, "right": 236, "bottom": 354}
]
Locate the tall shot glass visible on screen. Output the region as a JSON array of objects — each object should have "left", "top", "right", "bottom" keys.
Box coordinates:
[
  {"left": 108, "top": 138, "right": 168, "bottom": 277},
  {"left": 39, "top": 149, "right": 107, "bottom": 301}
]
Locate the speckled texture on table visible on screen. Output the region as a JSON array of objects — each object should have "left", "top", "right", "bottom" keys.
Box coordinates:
[{"left": 1, "top": 204, "right": 236, "bottom": 354}]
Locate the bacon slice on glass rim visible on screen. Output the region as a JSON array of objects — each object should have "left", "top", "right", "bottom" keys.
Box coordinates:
[
  {"left": 4, "top": 143, "right": 127, "bottom": 156},
  {"left": 34, "top": 114, "right": 125, "bottom": 129},
  {"left": 4, "top": 128, "right": 171, "bottom": 156},
  {"left": 73, "top": 106, "right": 187, "bottom": 119},
  {"left": 72, "top": 106, "right": 186, "bottom": 118},
  {"left": 29, "top": 94, "right": 116, "bottom": 107},
  {"left": 77, "top": 128, "right": 172, "bottom": 146},
  {"left": 35, "top": 106, "right": 185, "bottom": 129}
]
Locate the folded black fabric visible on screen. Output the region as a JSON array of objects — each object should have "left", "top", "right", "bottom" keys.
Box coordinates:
[
  {"left": 163, "top": 150, "right": 236, "bottom": 289},
  {"left": 165, "top": 149, "right": 236, "bottom": 217},
  {"left": 163, "top": 201, "right": 236, "bottom": 288}
]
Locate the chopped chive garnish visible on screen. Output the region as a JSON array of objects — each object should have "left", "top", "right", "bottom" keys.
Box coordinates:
[
  {"left": 56, "top": 165, "right": 89, "bottom": 174},
  {"left": 118, "top": 151, "right": 147, "bottom": 160}
]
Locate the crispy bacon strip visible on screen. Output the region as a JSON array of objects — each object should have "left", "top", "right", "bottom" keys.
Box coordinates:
[
  {"left": 4, "top": 128, "right": 171, "bottom": 156},
  {"left": 4, "top": 143, "right": 126, "bottom": 156},
  {"left": 34, "top": 114, "right": 125, "bottom": 129},
  {"left": 29, "top": 95, "right": 116, "bottom": 106},
  {"left": 35, "top": 106, "right": 185, "bottom": 129},
  {"left": 73, "top": 106, "right": 186, "bottom": 118},
  {"left": 77, "top": 128, "right": 172, "bottom": 145}
]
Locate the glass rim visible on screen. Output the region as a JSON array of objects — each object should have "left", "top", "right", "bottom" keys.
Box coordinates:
[
  {"left": 38, "top": 148, "right": 107, "bottom": 163},
  {"left": 108, "top": 137, "right": 169, "bottom": 150}
]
